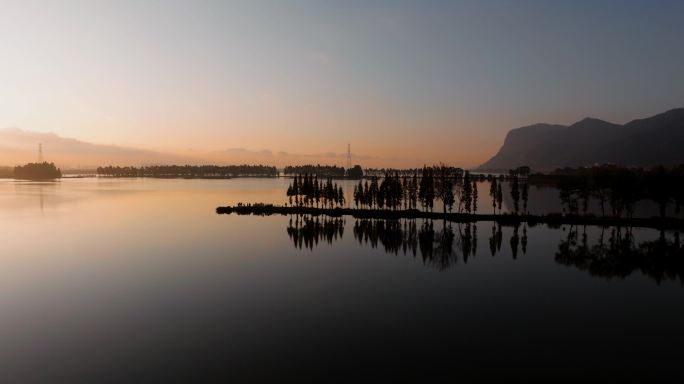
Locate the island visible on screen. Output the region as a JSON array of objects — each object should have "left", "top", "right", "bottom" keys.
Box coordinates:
[{"left": 13, "top": 162, "right": 62, "bottom": 180}]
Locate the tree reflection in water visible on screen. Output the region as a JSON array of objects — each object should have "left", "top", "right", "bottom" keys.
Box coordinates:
[
  {"left": 286, "top": 215, "right": 345, "bottom": 250},
  {"left": 488, "top": 223, "right": 504, "bottom": 257},
  {"left": 353, "top": 219, "right": 482, "bottom": 271},
  {"left": 285, "top": 216, "right": 684, "bottom": 282},
  {"left": 287, "top": 216, "right": 478, "bottom": 271},
  {"left": 556, "top": 226, "right": 684, "bottom": 284}
]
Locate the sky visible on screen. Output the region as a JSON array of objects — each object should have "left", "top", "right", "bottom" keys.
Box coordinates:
[{"left": 1, "top": 0, "right": 683, "bottom": 168}]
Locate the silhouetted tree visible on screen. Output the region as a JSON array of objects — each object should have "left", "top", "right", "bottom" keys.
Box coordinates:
[
  {"left": 434, "top": 164, "right": 455, "bottom": 214},
  {"left": 461, "top": 171, "right": 472, "bottom": 213},
  {"left": 674, "top": 165, "right": 684, "bottom": 218},
  {"left": 284, "top": 164, "right": 345, "bottom": 178},
  {"left": 346, "top": 165, "right": 364, "bottom": 179},
  {"left": 98, "top": 164, "right": 277, "bottom": 178},
  {"left": 419, "top": 166, "right": 435, "bottom": 212},
  {"left": 15, "top": 162, "right": 62, "bottom": 180},
  {"left": 409, "top": 171, "right": 419, "bottom": 209},
  {"left": 490, "top": 178, "right": 498, "bottom": 215},
  {"left": 313, "top": 175, "right": 321, "bottom": 207},
  {"left": 647, "top": 166, "right": 671, "bottom": 218},
  {"left": 286, "top": 183, "right": 294, "bottom": 206},
  {"left": 510, "top": 173, "right": 520, "bottom": 214},
  {"left": 496, "top": 182, "right": 503, "bottom": 213},
  {"left": 472, "top": 179, "right": 478, "bottom": 213},
  {"left": 369, "top": 177, "right": 379, "bottom": 209}
]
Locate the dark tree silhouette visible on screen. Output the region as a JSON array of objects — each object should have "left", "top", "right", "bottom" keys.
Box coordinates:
[
  {"left": 647, "top": 166, "right": 671, "bottom": 218},
  {"left": 461, "top": 171, "right": 472, "bottom": 213},
  {"left": 97, "top": 164, "right": 277, "bottom": 178},
  {"left": 472, "top": 179, "right": 478, "bottom": 213},
  {"left": 496, "top": 182, "right": 503, "bottom": 213},
  {"left": 0, "top": 166, "right": 14, "bottom": 178},
  {"left": 277, "top": 163, "right": 684, "bottom": 220},
  {"left": 14, "top": 162, "right": 62, "bottom": 180},
  {"left": 346, "top": 165, "right": 364, "bottom": 179},
  {"left": 283, "top": 164, "right": 345, "bottom": 178},
  {"left": 434, "top": 164, "right": 455, "bottom": 214},
  {"left": 419, "top": 166, "right": 435, "bottom": 212},
  {"left": 510, "top": 173, "right": 520, "bottom": 214},
  {"left": 489, "top": 177, "right": 498, "bottom": 215}
]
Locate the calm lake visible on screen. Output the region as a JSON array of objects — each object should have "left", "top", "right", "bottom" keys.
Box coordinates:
[{"left": 1, "top": 178, "right": 682, "bottom": 382}]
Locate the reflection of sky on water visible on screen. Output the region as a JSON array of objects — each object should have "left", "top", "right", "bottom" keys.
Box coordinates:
[{"left": 0, "top": 178, "right": 682, "bottom": 382}]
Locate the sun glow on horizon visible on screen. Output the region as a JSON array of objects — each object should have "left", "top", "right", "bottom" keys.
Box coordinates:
[{"left": 2, "top": 1, "right": 683, "bottom": 168}]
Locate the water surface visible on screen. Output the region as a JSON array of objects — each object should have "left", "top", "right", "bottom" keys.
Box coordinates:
[{"left": 0, "top": 178, "right": 682, "bottom": 382}]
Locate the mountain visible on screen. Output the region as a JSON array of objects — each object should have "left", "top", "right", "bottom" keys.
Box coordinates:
[
  {"left": 478, "top": 108, "right": 684, "bottom": 171},
  {"left": 0, "top": 128, "right": 198, "bottom": 168},
  {"left": 0, "top": 128, "right": 385, "bottom": 168}
]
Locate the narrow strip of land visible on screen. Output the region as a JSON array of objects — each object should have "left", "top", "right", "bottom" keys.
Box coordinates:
[{"left": 216, "top": 204, "right": 684, "bottom": 230}]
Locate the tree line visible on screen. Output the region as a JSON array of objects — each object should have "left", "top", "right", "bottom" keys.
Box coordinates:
[
  {"left": 349, "top": 163, "right": 684, "bottom": 220},
  {"left": 97, "top": 164, "right": 278, "bottom": 178},
  {"left": 363, "top": 168, "right": 422, "bottom": 177},
  {"left": 279, "top": 163, "right": 684, "bottom": 221},
  {"left": 287, "top": 162, "right": 684, "bottom": 220},
  {"left": 532, "top": 165, "right": 684, "bottom": 219},
  {"left": 0, "top": 166, "right": 14, "bottom": 178},
  {"left": 14, "top": 162, "right": 62, "bottom": 180},
  {"left": 352, "top": 166, "right": 533, "bottom": 216},
  {"left": 286, "top": 173, "right": 346, "bottom": 208},
  {"left": 287, "top": 164, "right": 532, "bottom": 216},
  {"left": 283, "top": 164, "right": 363, "bottom": 179},
  {"left": 351, "top": 165, "right": 487, "bottom": 215}
]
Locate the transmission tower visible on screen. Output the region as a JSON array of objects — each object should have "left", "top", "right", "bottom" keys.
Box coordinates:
[
  {"left": 38, "top": 143, "right": 44, "bottom": 163},
  {"left": 346, "top": 143, "right": 352, "bottom": 170}
]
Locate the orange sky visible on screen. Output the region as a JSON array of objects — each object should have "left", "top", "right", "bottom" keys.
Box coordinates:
[{"left": 1, "top": 1, "right": 683, "bottom": 168}]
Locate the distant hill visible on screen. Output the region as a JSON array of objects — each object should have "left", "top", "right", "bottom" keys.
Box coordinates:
[
  {"left": 0, "top": 128, "right": 198, "bottom": 168},
  {"left": 478, "top": 108, "right": 684, "bottom": 172},
  {"left": 0, "top": 128, "right": 380, "bottom": 168}
]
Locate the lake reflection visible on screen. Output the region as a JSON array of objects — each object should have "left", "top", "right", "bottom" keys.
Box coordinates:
[
  {"left": 556, "top": 226, "right": 684, "bottom": 284},
  {"left": 1, "top": 178, "right": 683, "bottom": 382},
  {"left": 287, "top": 215, "right": 684, "bottom": 284}
]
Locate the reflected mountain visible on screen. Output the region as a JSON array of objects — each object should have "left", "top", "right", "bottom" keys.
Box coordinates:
[
  {"left": 286, "top": 216, "right": 684, "bottom": 283},
  {"left": 556, "top": 226, "right": 684, "bottom": 284}
]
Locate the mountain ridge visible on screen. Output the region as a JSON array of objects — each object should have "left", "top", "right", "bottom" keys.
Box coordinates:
[
  {"left": 478, "top": 108, "right": 684, "bottom": 171},
  {"left": 0, "top": 128, "right": 198, "bottom": 168}
]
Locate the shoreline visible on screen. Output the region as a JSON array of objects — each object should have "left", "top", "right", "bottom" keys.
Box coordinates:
[{"left": 216, "top": 204, "right": 684, "bottom": 230}]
